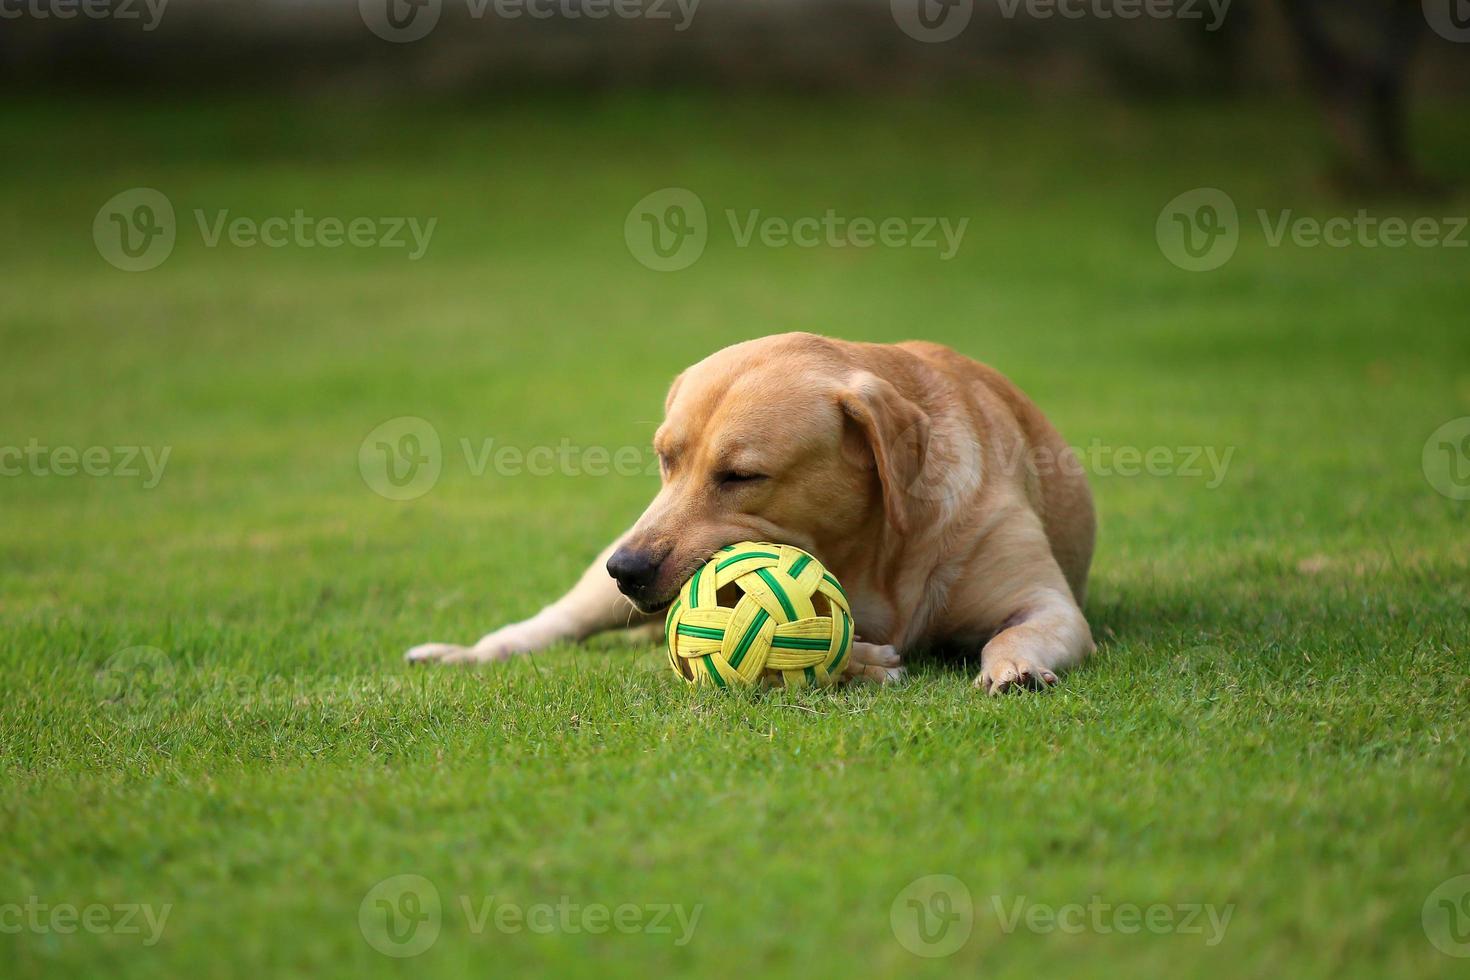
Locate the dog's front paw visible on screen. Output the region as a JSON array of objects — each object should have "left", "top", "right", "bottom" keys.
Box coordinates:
[
  {"left": 405, "top": 624, "right": 539, "bottom": 665},
  {"left": 405, "top": 642, "right": 506, "bottom": 665},
  {"left": 844, "top": 640, "right": 906, "bottom": 685},
  {"left": 976, "top": 656, "right": 1057, "bottom": 696}
]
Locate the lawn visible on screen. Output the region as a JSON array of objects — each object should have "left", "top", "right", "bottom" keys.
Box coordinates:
[{"left": 1, "top": 93, "right": 1467, "bottom": 979}]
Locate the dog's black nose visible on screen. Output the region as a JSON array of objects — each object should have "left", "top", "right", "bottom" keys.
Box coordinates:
[{"left": 606, "top": 546, "right": 663, "bottom": 597}]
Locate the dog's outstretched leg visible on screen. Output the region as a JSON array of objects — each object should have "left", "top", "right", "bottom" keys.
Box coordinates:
[{"left": 406, "top": 536, "right": 652, "bottom": 664}]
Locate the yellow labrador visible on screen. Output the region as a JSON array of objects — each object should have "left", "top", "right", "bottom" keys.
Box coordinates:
[{"left": 407, "top": 333, "right": 1095, "bottom": 693}]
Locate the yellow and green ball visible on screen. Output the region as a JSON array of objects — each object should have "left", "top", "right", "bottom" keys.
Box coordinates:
[{"left": 665, "top": 542, "right": 853, "bottom": 689}]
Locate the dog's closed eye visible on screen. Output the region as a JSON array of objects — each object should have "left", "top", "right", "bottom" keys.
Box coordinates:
[{"left": 717, "top": 471, "right": 767, "bottom": 487}]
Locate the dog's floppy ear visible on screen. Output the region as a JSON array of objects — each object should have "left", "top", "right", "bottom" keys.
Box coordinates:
[{"left": 838, "top": 371, "right": 929, "bottom": 533}]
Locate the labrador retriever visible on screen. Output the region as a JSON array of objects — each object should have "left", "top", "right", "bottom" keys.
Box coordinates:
[{"left": 407, "top": 333, "right": 1095, "bottom": 693}]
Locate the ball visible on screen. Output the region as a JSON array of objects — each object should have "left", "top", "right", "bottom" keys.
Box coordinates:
[{"left": 665, "top": 542, "right": 853, "bottom": 689}]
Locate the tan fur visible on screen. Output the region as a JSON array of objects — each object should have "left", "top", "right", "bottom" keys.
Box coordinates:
[{"left": 407, "top": 333, "right": 1096, "bottom": 693}]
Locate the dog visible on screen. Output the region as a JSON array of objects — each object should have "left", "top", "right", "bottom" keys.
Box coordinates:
[{"left": 407, "top": 333, "right": 1095, "bottom": 693}]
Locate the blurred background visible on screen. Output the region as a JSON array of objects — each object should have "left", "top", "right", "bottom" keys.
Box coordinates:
[
  {"left": 4, "top": 3, "right": 1469, "bottom": 979},
  {"left": 5, "top": 0, "right": 1470, "bottom": 191}
]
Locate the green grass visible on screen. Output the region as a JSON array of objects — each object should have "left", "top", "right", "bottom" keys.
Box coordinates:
[{"left": 2, "top": 93, "right": 1468, "bottom": 979}]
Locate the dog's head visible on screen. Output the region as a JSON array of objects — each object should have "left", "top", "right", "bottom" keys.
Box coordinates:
[{"left": 607, "top": 333, "right": 929, "bottom": 612}]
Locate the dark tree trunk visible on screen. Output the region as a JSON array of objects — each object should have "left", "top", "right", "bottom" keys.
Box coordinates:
[{"left": 1278, "top": 0, "right": 1439, "bottom": 194}]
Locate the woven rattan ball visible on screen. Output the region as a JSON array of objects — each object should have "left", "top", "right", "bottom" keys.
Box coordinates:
[{"left": 665, "top": 542, "right": 852, "bottom": 689}]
